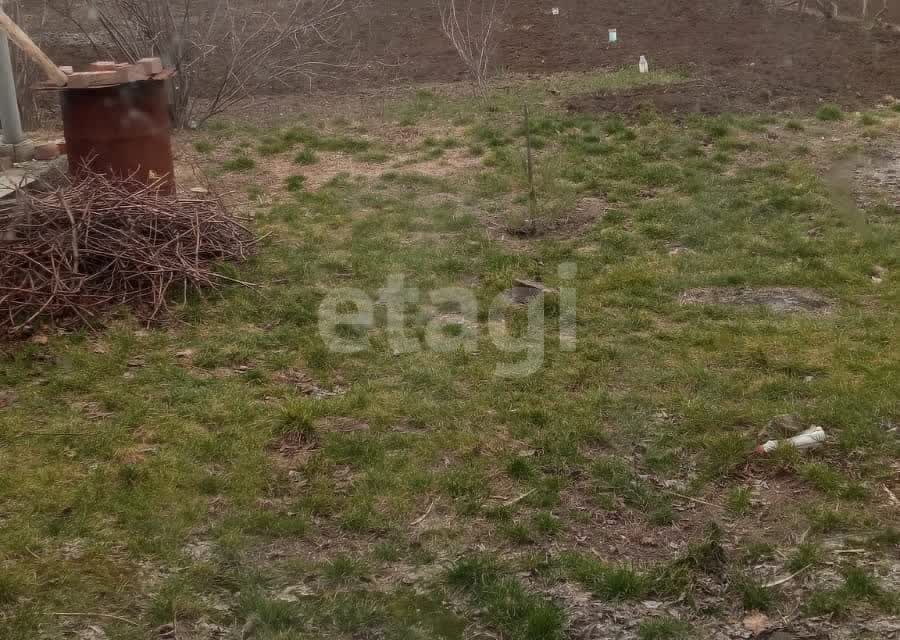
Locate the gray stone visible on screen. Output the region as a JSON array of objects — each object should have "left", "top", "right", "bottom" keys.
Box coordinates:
[
  {"left": 0, "top": 167, "right": 38, "bottom": 198},
  {"left": 767, "top": 414, "right": 805, "bottom": 437},
  {"left": 0, "top": 139, "right": 34, "bottom": 163},
  {"left": 0, "top": 156, "right": 68, "bottom": 200}
]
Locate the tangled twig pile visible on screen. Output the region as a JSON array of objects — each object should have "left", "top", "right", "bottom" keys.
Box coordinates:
[{"left": 0, "top": 171, "right": 256, "bottom": 335}]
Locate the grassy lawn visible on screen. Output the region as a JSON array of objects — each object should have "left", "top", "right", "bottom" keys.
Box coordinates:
[{"left": 1, "top": 70, "right": 899, "bottom": 639}]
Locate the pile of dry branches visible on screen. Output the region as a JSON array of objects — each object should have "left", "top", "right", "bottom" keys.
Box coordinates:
[{"left": 0, "top": 171, "right": 256, "bottom": 335}]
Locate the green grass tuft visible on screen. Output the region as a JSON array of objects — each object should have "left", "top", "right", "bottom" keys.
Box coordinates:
[
  {"left": 786, "top": 542, "right": 823, "bottom": 573},
  {"left": 0, "top": 573, "right": 21, "bottom": 605},
  {"left": 805, "top": 565, "right": 899, "bottom": 618},
  {"left": 736, "top": 579, "right": 776, "bottom": 612},
  {"left": 725, "top": 487, "right": 752, "bottom": 516},
  {"left": 294, "top": 148, "right": 319, "bottom": 165},
  {"left": 222, "top": 155, "right": 256, "bottom": 171},
  {"left": 868, "top": 527, "right": 900, "bottom": 549},
  {"left": 592, "top": 456, "right": 674, "bottom": 523},
  {"left": 323, "top": 555, "right": 366, "bottom": 584},
  {"left": 258, "top": 136, "right": 293, "bottom": 156},
  {"left": 563, "top": 554, "right": 650, "bottom": 600},
  {"left": 816, "top": 104, "right": 844, "bottom": 121},
  {"left": 286, "top": 175, "right": 307, "bottom": 192},
  {"left": 637, "top": 617, "right": 691, "bottom": 640},
  {"left": 448, "top": 556, "right": 565, "bottom": 640},
  {"left": 193, "top": 140, "right": 214, "bottom": 154},
  {"left": 277, "top": 401, "right": 318, "bottom": 441}
]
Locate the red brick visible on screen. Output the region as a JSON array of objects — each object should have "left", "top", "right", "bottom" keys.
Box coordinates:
[
  {"left": 123, "top": 65, "right": 149, "bottom": 83},
  {"left": 137, "top": 57, "right": 164, "bottom": 76},
  {"left": 34, "top": 143, "right": 61, "bottom": 162}
]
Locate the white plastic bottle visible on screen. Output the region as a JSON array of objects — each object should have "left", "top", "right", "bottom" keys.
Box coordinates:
[
  {"left": 639, "top": 55, "right": 649, "bottom": 74},
  {"left": 756, "top": 426, "right": 827, "bottom": 454}
]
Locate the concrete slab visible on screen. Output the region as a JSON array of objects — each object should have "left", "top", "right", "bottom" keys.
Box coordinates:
[{"left": 0, "top": 156, "right": 67, "bottom": 199}]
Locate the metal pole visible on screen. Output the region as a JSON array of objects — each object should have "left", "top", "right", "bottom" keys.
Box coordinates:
[{"left": 0, "top": 30, "right": 25, "bottom": 146}]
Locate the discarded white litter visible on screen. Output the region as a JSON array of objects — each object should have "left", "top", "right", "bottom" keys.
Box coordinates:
[
  {"left": 639, "top": 55, "right": 649, "bottom": 74},
  {"left": 609, "top": 29, "right": 618, "bottom": 43},
  {"left": 551, "top": 7, "right": 559, "bottom": 15},
  {"left": 756, "top": 426, "right": 827, "bottom": 454}
]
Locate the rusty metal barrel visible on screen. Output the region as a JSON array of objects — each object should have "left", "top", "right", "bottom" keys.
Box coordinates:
[{"left": 60, "top": 79, "right": 175, "bottom": 193}]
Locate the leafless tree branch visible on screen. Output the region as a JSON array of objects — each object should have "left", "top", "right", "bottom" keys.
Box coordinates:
[
  {"left": 436, "top": 0, "right": 507, "bottom": 96},
  {"left": 44, "top": 0, "right": 355, "bottom": 127}
]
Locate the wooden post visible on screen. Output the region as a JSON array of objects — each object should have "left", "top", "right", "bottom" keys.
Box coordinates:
[
  {"left": 0, "top": 9, "right": 67, "bottom": 86},
  {"left": 523, "top": 103, "right": 537, "bottom": 216}
]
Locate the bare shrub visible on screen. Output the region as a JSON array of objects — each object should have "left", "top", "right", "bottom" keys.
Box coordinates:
[
  {"left": 778, "top": 0, "right": 899, "bottom": 23},
  {"left": 861, "top": 0, "right": 892, "bottom": 20},
  {"left": 437, "top": 0, "right": 507, "bottom": 95},
  {"left": 46, "top": 0, "right": 353, "bottom": 127}
]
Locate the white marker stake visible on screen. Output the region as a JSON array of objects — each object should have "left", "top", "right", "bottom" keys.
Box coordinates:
[
  {"left": 609, "top": 29, "right": 617, "bottom": 44},
  {"left": 639, "top": 55, "right": 649, "bottom": 74}
]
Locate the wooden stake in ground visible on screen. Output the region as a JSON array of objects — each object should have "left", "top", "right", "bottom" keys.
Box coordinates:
[
  {"left": 523, "top": 103, "right": 538, "bottom": 217},
  {"left": 0, "top": 9, "right": 67, "bottom": 86}
]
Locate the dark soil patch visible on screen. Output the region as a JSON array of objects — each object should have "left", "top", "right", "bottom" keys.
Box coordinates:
[
  {"left": 504, "top": 196, "right": 609, "bottom": 241},
  {"left": 28, "top": 1, "right": 900, "bottom": 113},
  {"left": 558, "top": 2, "right": 900, "bottom": 116},
  {"left": 273, "top": 368, "right": 344, "bottom": 398},
  {"left": 679, "top": 287, "right": 836, "bottom": 314},
  {"left": 853, "top": 150, "right": 900, "bottom": 210},
  {"left": 554, "top": 196, "right": 610, "bottom": 237},
  {"left": 0, "top": 390, "right": 16, "bottom": 409},
  {"left": 269, "top": 430, "right": 317, "bottom": 466},
  {"left": 567, "top": 79, "right": 808, "bottom": 119},
  {"left": 566, "top": 4, "right": 900, "bottom": 116},
  {"left": 567, "top": 82, "right": 738, "bottom": 119},
  {"left": 314, "top": 416, "right": 370, "bottom": 433}
]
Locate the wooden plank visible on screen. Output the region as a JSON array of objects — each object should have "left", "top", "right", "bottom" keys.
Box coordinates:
[{"left": 66, "top": 70, "right": 122, "bottom": 89}]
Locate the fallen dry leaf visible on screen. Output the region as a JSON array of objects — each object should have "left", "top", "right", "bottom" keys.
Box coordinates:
[
  {"left": 316, "top": 416, "right": 369, "bottom": 433},
  {"left": 71, "top": 401, "right": 114, "bottom": 419},
  {"left": 89, "top": 342, "right": 109, "bottom": 354},
  {"left": 275, "top": 368, "right": 343, "bottom": 398},
  {"left": 742, "top": 612, "right": 771, "bottom": 635},
  {"left": 0, "top": 391, "right": 16, "bottom": 409}
]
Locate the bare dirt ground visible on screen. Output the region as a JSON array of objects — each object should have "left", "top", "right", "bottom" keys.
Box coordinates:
[{"left": 25, "top": 0, "right": 900, "bottom": 116}]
